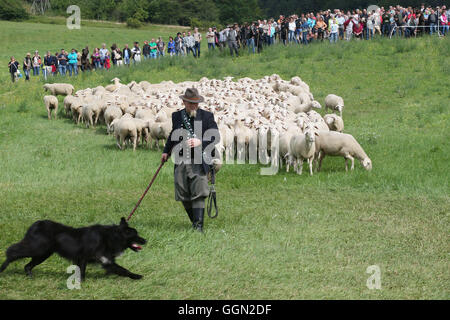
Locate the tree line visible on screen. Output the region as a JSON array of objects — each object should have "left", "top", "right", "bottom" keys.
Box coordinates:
[{"left": 2, "top": 0, "right": 446, "bottom": 26}]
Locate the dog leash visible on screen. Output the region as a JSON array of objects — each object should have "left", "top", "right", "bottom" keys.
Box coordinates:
[
  {"left": 207, "top": 166, "right": 218, "bottom": 219},
  {"left": 127, "top": 161, "right": 165, "bottom": 221}
]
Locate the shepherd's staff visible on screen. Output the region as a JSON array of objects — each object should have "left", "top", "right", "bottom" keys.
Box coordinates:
[{"left": 126, "top": 161, "right": 165, "bottom": 221}]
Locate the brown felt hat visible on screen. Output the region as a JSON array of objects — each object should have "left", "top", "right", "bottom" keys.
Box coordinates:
[{"left": 179, "top": 87, "right": 204, "bottom": 103}]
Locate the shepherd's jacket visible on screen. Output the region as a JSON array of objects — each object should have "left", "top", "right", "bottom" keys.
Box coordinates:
[{"left": 163, "top": 108, "right": 219, "bottom": 174}]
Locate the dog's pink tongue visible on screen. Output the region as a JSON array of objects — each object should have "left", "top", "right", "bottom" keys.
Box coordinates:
[{"left": 132, "top": 244, "right": 142, "bottom": 250}]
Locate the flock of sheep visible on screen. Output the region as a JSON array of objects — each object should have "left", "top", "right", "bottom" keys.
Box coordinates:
[{"left": 42, "top": 74, "right": 372, "bottom": 175}]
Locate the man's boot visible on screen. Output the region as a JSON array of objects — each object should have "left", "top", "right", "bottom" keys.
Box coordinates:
[
  {"left": 182, "top": 202, "right": 194, "bottom": 223},
  {"left": 192, "top": 208, "right": 204, "bottom": 233}
]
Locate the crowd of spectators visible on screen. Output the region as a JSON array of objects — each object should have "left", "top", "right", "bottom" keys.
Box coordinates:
[{"left": 7, "top": 4, "right": 449, "bottom": 82}]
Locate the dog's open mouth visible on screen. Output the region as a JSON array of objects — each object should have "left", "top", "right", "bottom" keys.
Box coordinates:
[{"left": 130, "top": 243, "right": 143, "bottom": 252}]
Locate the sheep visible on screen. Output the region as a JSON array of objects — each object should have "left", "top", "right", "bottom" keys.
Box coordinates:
[
  {"left": 316, "top": 131, "right": 372, "bottom": 172},
  {"left": 294, "top": 100, "right": 321, "bottom": 114},
  {"left": 279, "top": 126, "right": 300, "bottom": 172},
  {"left": 132, "top": 118, "right": 150, "bottom": 148},
  {"left": 104, "top": 106, "right": 123, "bottom": 133},
  {"left": 43, "top": 83, "right": 74, "bottom": 96},
  {"left": 105, "top": 78, "right": 122, "bottom": 92},
  {"left": 233, "top": 118, "right": 253, "bottom": 162},
  {"left": 218, "top": 123, "right": 234, "bottom": 162},
  {"left": 323, "top": 114, "right": 344, "bottom": 133},
  {"left": 81, "top": 102, "right": 102, "bottom": 128},
  {"left": 63, "top": 95, "right": 76, "bottom": 116},
  {"left": 81, "top": 104, "right": 94, "bottom": 128},
  {"left": 110, "top": 117, "right": 138, "bottom": 151},
  {"left": 44, "top": 95, "right": 58, "bottom": 120},
  {"left": 135, "top": 108, "right": 155, "bottom": 121},
  {"left": 289, "top": 124, "right": 318, "bottom": 175},
  {"left": 149, "top": 121, "right": 172, "bottom": 150},
  {"left": 325, "top": 94, "right": 344, "bottom": 118},
  {"left": 70, "top": 99, "right": 84, "bottom": 124}
]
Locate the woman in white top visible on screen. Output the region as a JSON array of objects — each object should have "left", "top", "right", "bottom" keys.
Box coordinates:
[{"left": 288, "top": 17, "right": 296, "bottom": 43}]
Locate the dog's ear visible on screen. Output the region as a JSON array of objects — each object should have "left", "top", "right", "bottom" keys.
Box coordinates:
[{"left": 120, "top": 217, "right": 128, "bottom": 227}]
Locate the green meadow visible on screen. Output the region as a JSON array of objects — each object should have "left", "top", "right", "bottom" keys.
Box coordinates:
[{"left": 0, "top": 19, "right": 449, "bottom": 299}]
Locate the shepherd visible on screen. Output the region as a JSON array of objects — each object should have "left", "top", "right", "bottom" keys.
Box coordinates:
[{"left": 161, "top": 88, "right": 220, "bottom": 233}]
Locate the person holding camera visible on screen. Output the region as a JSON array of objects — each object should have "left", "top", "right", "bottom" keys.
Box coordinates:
[{"left": 8, "top": 56, "right": 20, "bottom": 83}]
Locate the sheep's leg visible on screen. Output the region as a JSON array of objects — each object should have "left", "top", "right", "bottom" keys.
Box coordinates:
[
  {"left": 116, "top": 136, "right": 122, "bottom": 150},
  {"left": 308, "top": 158, "right": 313, "bottom": 176},
  {"left": 47, "top": 108, "right": 51, "bottom": 120},
  {"left": 132, "top": 136, "right": 137, "bottom": 151},
  {"left": 318, "top": 153, "right": 324, "bottom": 172},
  {"left": 285, "top": 157, "right": 290, "bottom": 173},
  {"left": 297, "top": 159, "right": 303, "bottom": 175},
  {"left": 349, "top": 155, "right": 355, "bottom": 171},
  {"left": 54, "top": 107, "right": 58, "bottom": 120},
  {"left": 345, "top": 158, "right": 348, "bottom": 171}
]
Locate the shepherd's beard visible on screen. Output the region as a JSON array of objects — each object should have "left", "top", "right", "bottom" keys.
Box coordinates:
[{"left": 188, "top": 109, "right": 197, "bottom": 118}]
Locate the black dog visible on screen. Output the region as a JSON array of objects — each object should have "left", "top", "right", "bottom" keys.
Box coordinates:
[{"left": 0, "top": 218, "right": 146, "bottom": 281}]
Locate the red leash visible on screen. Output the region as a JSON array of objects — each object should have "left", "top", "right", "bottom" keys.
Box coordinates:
[{"left": 126, "top": 162, "right": 165, "bottom": 221}]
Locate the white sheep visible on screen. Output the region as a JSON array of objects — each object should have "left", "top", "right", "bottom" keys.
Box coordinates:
[
  {"left": 110, "top": 117, "right": 138, "bottom": 151},
  {"left": 132, "top": 118, "right": 150, "bottom": 148},
  {"left": 289, "top": 124, "right": 318, "bottom": 175},
  {"left": 325, "top": 94, "right": 344, "bottom": 118},
  {"left": 81, "top": 102, "right": 101, "bottom": 128},
  {"left": 105, "top": 78, "right": 122, "bottom": 92},
  {"left": 323, "top": 114, "right": 344, "bottom": 132},
  {"left": 43, "top": 83, "right": 74, "bottom": 96},
  {"left": 104, "top": 106, "right": 123, "bottom": 134},
  {"left": 149, "top": 121, "right": 172, "bottom": 150},
  {"left": 63, "top": 95, "right": 76, "bottom": 116},
  {"left": 44, "top": 95, "right": 58, "bottom": 120},
  {"left": 316, "top": 131, "right": 372, "bottom": 172}
]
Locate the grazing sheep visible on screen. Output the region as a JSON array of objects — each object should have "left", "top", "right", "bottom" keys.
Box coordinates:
[
  {"left": 43, "top": 83, "right": 74, "bottom": 96},
  {"left": 316, "top": 131, "right": 372, "bottom": 172},
  {"left": 110, "top": 118, "right": 138, "bottom": 151},
  {"left": 44, "top": 95, "right": 58, "bottom": 120},
  {"left": 324, "top": 114, "right": 344, "bottom": 132},
  {"left": 325, "top": 94, "right": 344, "bottom": 118},
  {"left": 289, "top": 125, "right": 318, "bottom": 175}
]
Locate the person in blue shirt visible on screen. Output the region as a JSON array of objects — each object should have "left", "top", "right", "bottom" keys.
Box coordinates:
[
  {"left": 167, "top": 37, "right": 176, "bottom": 57},
  {"left": 57, "top": 49, "right": 67, "bottom": 76},
  {"left": 67, "top": 49, "right": 78, "bottom": 76},
  {"left": 301, "top": 19, "right": 310, "bottom": 44}
]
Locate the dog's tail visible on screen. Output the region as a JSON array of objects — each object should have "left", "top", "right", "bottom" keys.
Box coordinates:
[{"left": 0, "top": 241, "right": 29, "bottom": 273}]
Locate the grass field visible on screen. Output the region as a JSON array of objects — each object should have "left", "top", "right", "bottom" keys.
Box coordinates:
[{"left": 0, "top": 19, "right": 449, "bottom": 299}]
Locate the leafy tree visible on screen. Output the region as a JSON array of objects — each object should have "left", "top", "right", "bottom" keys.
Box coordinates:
[{"left": 0, "top": 0, "right": 29, "bottom": 21}]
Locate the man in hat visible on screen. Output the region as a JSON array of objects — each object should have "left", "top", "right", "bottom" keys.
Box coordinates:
[{"left": 161, "top": 88, "right": 220, "bottom": 233}]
